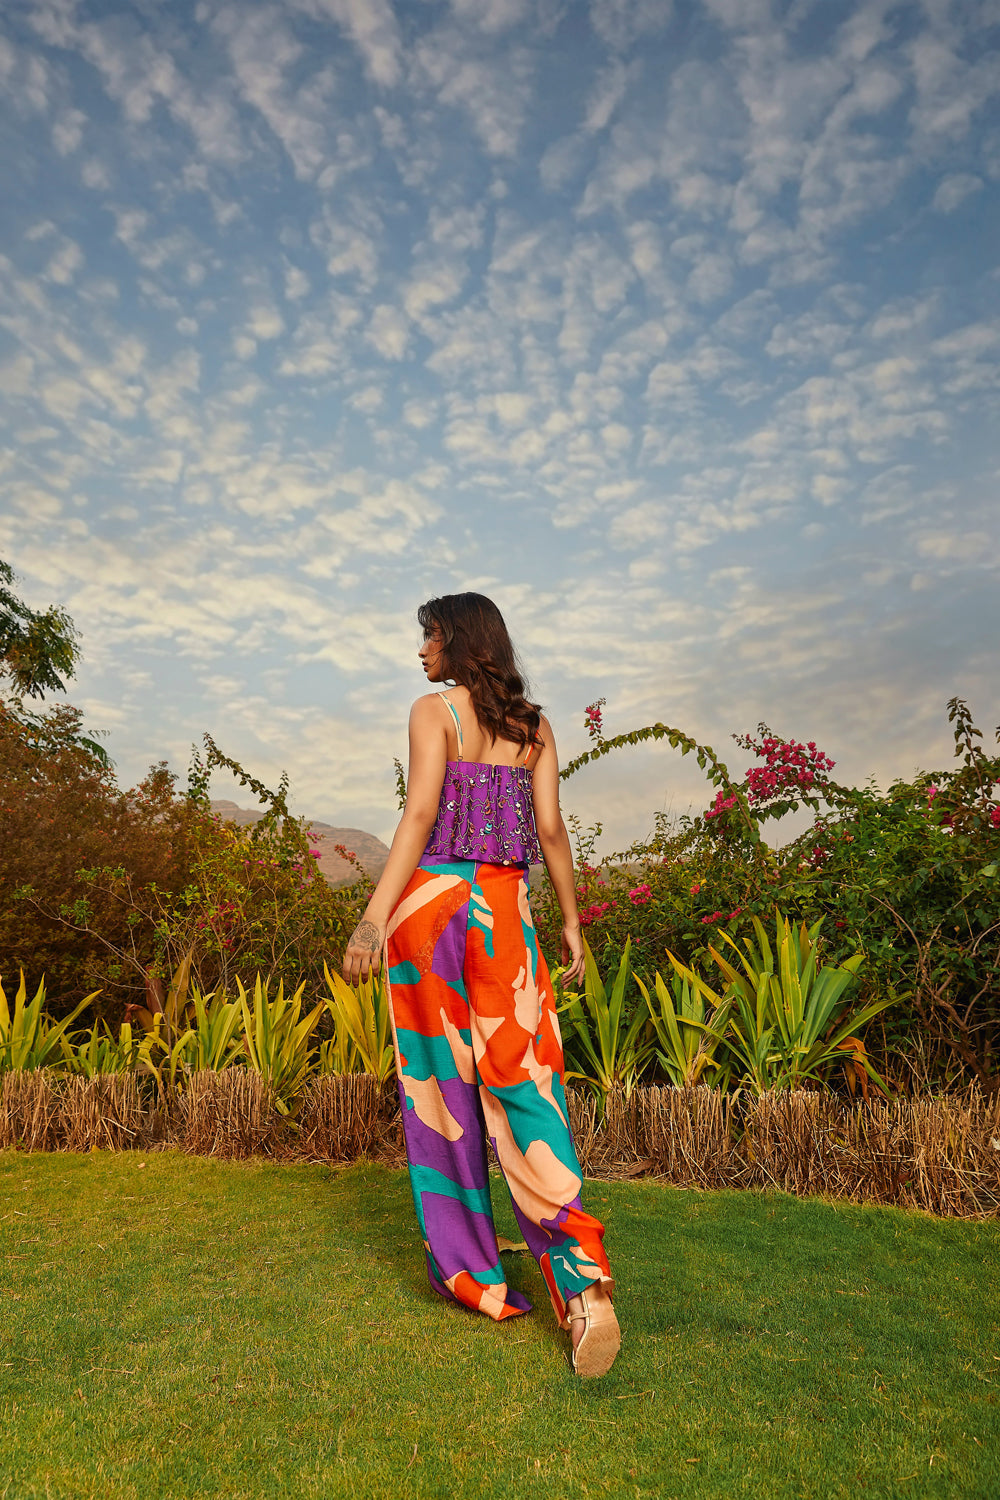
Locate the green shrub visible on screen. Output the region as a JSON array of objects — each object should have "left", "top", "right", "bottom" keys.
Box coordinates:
[
  {"left": 0, "top": 710, "right": 372, "bottom": 1022},
  {"left": 236, "top": 975, "right": 326, "bottom": 1116},
  {"left": 0, "top": 701, "right": 197, "bottom": 1011},
  {"left": 634, "top": 966, "right": 732, "bottom": 1089}
]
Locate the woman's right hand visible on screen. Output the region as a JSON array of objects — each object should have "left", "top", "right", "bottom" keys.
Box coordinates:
[
  {"left": 560, "top": 922, "right": 585, "bottom": 986},
  {"left": 342, "top": 917, "right": 385, "bottom": 985}
]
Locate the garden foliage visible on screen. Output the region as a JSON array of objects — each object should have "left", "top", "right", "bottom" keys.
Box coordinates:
[
  {"left": 557, "top": 938, "right": 654, "bottom": 1101},
  {"left": 0, "top": 558, "right": 80, "bottom": 701},
  {"left": 0, "top": 947, "right": 398, "bottom": 1124},
  {"left": 535, "top": 696, "right": 1000, "bottom": 1088},
  {"left": 0, "top": 561, "right": 996, "bottom": 1094},
  {"left": 0, "top": 972, "right": 95, "bottom": 1073},
  {"left": 556, "top": 918, "right": 881, "bottom": 1103},
  {"left": 0, "top": 704, "right": 372, "bottom": 1017},
  {"left": 687, "top": 915, "right": 887, "bottom": 1095}
]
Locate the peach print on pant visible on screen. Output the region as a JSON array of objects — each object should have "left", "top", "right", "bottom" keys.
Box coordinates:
[{"left": 385, "top": 859, "right": 613, "bottom": 1324}]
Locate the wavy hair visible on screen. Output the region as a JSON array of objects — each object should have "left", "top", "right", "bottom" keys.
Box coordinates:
[{"left": 417, "top": 593, "right": 542, "bottom": 752}]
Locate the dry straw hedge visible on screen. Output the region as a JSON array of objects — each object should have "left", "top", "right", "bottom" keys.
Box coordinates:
[
  {"left": 567, "top": 1085, "right": 1000, "bottom": 1218},
  {"left": 2, "top": 1074, "right": 999, "bottom": 1219}
]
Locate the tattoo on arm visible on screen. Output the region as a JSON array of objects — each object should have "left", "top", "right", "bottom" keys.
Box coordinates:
[{"left": 352, "top": 919, "right": 381, "bottom": 952}]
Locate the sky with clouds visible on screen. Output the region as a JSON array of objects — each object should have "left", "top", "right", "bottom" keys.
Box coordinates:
[{"left": 1, "top": 0, "right": 997, "bottom": 851}]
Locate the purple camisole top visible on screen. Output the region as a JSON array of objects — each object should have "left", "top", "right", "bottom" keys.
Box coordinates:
[{"left": 422, "top": 696, "right": 542, "bottom": 868}]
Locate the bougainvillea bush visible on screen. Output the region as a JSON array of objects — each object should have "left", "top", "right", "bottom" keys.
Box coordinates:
[{"left": 533, "top": 698, "right": 1000, "bottom": 1088}]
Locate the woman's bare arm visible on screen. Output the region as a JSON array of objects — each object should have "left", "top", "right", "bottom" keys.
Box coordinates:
[
  {"left": 531, "top": 717, "right": 585, "bottom": 984},
  {"left": 341, "top": 696, "right": 447, "bottom": 984}
]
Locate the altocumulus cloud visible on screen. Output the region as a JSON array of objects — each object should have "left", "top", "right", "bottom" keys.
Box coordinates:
[{"left": 0, "top": 0, "right": 997, "bottom": 847}]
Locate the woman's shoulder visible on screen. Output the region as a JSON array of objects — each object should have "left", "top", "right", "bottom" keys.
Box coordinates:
[
  {"left": 409, "top": 691, "right": 449, "bottom": 720},
  {"left": 532, "top": 713, "right": 555, "bottom": 759}
]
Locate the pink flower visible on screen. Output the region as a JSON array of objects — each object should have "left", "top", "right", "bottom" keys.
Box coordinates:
[
  {"left": 584, "top": 698, "right": 606, "bottom": 742},
  {"left": 628, "top": 884, "right": 652, "bottom": 906},
  {"left": 991, "top": 806, "right": 1000, "bottom": 829},
  {"left": 705, "top": 789, "right": 738, "bottom": 820},
  {"left": 690, "top": 883, "right": 701, "bottom": 895},
  {"left": 738, "top": 730, "right": 835, "bottom": 806},
  {"left": 701, "top": 910, "right": 725, "bottom": 925},
  {"left": 583, "top": 900, "right": 614, "bottom": 922}
]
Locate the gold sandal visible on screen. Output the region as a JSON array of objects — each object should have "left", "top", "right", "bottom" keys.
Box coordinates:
[{"left": 564, "top": 1287, "right": 620, "bottom": 1378}]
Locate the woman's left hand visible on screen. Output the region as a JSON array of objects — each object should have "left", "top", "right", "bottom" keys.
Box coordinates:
[
  {"left": 342, "top": 918, "right": 385, "bottom": 985},
  {"left": 560, "top": 922, "right": 585, "bottom": 985}
]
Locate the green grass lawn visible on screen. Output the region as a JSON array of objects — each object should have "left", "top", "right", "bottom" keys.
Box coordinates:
[{"left": 1, "top": 1152, "right": 998, "bottom": 1500}]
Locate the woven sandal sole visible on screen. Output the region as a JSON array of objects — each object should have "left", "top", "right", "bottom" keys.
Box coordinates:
[{"left": 572, "top": 1318, "right": 621, "bottom": 1379}]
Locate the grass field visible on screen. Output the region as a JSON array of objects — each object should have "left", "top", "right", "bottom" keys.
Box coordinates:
[{"left": 2, "top": 1151, "right": 998, "bottom": 1499}]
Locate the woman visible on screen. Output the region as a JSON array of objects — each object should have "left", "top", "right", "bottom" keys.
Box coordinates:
[{"left": 343, "top": 592, "right": 619, "bottom": 1378}]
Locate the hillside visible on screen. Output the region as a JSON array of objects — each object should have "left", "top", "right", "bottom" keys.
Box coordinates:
[{"left": 210, "top": 801, "right": 389, "bottom": 888}]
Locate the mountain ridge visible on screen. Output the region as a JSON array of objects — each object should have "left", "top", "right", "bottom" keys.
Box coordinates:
[{"left": 210, "top": 800, "right": 389, "bottom": 888}]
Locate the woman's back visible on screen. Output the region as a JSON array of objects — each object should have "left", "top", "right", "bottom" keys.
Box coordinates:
[{"left": 434, "top": 685, "right": 538, "bottom": 768}]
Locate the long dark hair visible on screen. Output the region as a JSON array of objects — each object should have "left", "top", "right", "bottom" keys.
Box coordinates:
[{"left": 417, "top": 593, "right": 542, "bottom": 751}]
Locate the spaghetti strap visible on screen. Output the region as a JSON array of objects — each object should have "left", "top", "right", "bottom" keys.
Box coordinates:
[
  {"left": 439, "top": 693, "right": 464, "bottom": 757},
  {"left": 524, "top": 732, "right": 540, "bottom": 767}
]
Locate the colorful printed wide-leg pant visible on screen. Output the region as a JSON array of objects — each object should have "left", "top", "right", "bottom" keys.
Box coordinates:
[{"left": 385, "top": 858, "right": 612, "bottom": 1324}]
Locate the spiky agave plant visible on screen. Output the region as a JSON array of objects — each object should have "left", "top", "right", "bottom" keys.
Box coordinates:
[
  {"left": 146, "top": 984, "right": 246, "bottom": 1088},
  {"left": 236, "top": 975, "right": 325, "bottom": 1116},
  {"left": 556, "top": 937, "right": 655, "bottom": 1109},
  {"left": 62, "top": 1019, "right": 138, "bottom": 1077},
  {"left": 701, "top": 912, "right": 892, "bottom": 1093},
  {"left": 321, "top": 963, "right": 394, "bottom": 1082},
  {"left": 634, "top": 965, "right": 733, "bottom": 1090},
  {"left": 0, "top": 973, "right": 96, "bottom": 1073}
]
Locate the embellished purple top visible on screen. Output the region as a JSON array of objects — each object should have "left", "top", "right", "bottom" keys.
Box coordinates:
[
  {"left": 422, "top": 693, "right": 543, "bottom": 867},
  {"left": 423, "top": 761, "right": 542, "bottom": 867}
]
